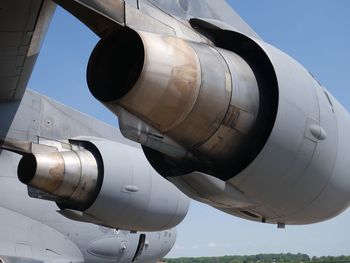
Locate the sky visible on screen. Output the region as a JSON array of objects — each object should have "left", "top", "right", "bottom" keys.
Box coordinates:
[{"left": 28, "top": 0, "right": 350, "bottom": 259}]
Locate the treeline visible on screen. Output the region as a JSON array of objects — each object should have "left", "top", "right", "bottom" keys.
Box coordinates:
[
  {"left": 164, "top": 253, "right": 350, "bottom": 263},
  {"left": 312, "top": 256, "right": 350, "bottom": 263}
]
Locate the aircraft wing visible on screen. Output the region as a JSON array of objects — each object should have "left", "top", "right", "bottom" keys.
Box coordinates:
[
  {"left": 52, "top": 0, "right": 260, "bottom": 40},
  {"left": 0, "top": 0, "right": 257, "bottom": 103},
  {"left": 0, "top": 0, "right": 56, "bottom": 102},
  {"left": 143, "top": 0, "right": 260, "bottom": 38}
]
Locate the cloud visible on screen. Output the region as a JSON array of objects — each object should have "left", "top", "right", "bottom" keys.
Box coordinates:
[{"left": 207, "top": 242, "right": 217, "bottom": 248}]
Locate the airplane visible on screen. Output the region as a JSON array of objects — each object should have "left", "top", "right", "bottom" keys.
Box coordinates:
[
  {"left": 0, "top": 0, "right": 349, "bottom": 262},
  {"left": 51, "top": 0, "right": 350, "bottom": 227},
  {"left": 0, "top": 0, "right": 190, "bottom": 262}
]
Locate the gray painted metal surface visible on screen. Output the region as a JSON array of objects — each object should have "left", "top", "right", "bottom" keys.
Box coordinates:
[
  {"left": 0, "top": 148, "right": 176, "bottom": 262},
  {"left": 2, "top": 0, "right": 350, "bottom": 261},
  {"left": 67, "top": 0, "right": 350, "bottom": 227},
  {"left": 0, "top": 90, "right": 180, "bottom": 262},
  {"left": 0, "top": 0, "right": 55, "bottom": 102},
  {"left": 0, "top": 0, "right": 258, "bottom": 261}
]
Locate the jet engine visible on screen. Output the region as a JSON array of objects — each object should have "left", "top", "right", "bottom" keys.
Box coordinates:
[
  {"left": 17, "top": 137, "right": 189, "bottom": 231},
  {"left": 86, "top": 26, "right": 350, "bottom": 226}
]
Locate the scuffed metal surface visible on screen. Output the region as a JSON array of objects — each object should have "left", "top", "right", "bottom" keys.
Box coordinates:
[
  {"left": 0, "top": 0, "right": 56, "bottom": 102},
  {"left": 53, "top": 0, "right": 125, "bottom": 37},
  {"left": 141, "top": 0, "right": 260, "bottom": 39},
  {"left": 0, "top": 89, "right": 138, "bottom": 153}
]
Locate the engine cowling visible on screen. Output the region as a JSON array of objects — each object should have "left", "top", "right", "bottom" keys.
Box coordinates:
[
  {"left": 87, "top": 28, "right": 267, "bottom": 180},
  {"left": 17, "top": 137, "right": 189, "bottom": 231},
  {"left": 86, "top": 27, "right": 350, "bottom": 226}
]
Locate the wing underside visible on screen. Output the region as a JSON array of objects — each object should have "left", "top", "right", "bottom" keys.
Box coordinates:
[{"left": 0, "top": 0, "right": 56, "bottom": 102}]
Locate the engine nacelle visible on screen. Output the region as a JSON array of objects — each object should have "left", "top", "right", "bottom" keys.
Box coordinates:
[
  {"left": 87, "top": 28, "right": 265, "bottom": 179},
  {"left": 86, "top": 27, "right": 350, "bottom": 226},
  {"left": 17, "top": 137, "right": 189, "bottom": 231}
]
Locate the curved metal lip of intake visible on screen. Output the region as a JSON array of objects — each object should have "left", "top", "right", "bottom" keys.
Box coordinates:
[
  {"left": 17, "top": 153, "right": 37, "bottom": 184},
  {"left": 87, "top": 28, "right": 145, "bottom": 103}
]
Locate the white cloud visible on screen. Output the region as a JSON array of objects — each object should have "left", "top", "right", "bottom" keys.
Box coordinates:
[{"left": 207, "top": 242, "right": 217, "bottom": 248}]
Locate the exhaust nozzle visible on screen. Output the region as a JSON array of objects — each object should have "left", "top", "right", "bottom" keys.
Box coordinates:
[
  {"left": 87, "top": 28, "right": 260, "bottom": 178},
  {"left": 18, "top": 150, "right": 98, "bottom": 209}
]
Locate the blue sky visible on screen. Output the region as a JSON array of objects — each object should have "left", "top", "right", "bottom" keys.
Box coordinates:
[{"left": 28, "top": 1, "right": 350, "bottom": 258}]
